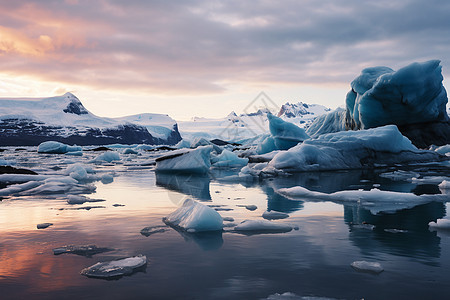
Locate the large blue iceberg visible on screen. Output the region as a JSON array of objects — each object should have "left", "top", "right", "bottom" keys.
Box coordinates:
[
  {"left": 307, "top": 60, "right": 449, "bottom": 148},
  {"left": 346, "top": 60, "right": 448, "bottom": 129}
]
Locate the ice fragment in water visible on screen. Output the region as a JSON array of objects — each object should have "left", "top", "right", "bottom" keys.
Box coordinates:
[
  {"left": 163, "top": 198, "right": 223, "bottom": 232},
  {"left": 140, "top": 225, "right": 169, "bottom": 237},
  {"left": 80, "top": 255, "right": 147, "bottom": 279},
  {"left": 351, "top": 261, "right": 384, "bottom": 274},
  {"left": 37, "top": 223, "right": 53, "bottom": 229},
  {"left": 37, "top": 141, "right": 82, "bottom": 154},
  {"left": 234, "top": 219, "right": 294, "bottom": 234},
  {"left": 262, "top": 210, "right": 289, "bottom": 220},
  {"left": 53, "top": 245, "right": 113, "bottom": 256},
  {"left": 156, "top": 146, "right": 212, "bottom": 174},
  {"left": 428, "top": 219, "right": 450, "bottom": 230}
]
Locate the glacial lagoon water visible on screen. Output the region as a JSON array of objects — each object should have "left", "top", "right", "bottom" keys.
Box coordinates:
[{"left": 0, "top": 148, "right": 449, "bottom": 299}]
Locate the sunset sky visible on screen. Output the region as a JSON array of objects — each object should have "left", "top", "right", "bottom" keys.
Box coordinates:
[{"left": 0, "top": 0, "right": 449, "bottom": 120}]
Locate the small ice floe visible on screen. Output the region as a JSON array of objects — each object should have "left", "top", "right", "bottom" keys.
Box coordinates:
[
  {"left": 60, "top": 205, "right": 105, "bottom": 211},
  {"left": 234, "top": 219, "right": 295, "bottom": 234},
  {"left": 123, "top": 148, "right": 138, "bottom": 155},
  {"left": 155, "top": 146, "right": 212, "bottom": 174},
  {"left": 262, "top": 210, "right": 289, "bottom": 220},
  {"left": 63, "top": 163, "right": 96, "bottom": 182},
  {"left": 264, "top": 292, "right": 337, "bottom": 300},
  {"left": 94, "top": 151, "right": 121, "bottom": 163},
  {"left": 112, "top": 204, "right": 125, "bottom": 207},
  {"left": 439, "top": 180, "right": 450, "bottom": 194},
  {"left": 379, "top": 170, "right": 420, "bottom": 181},
  {"left": 384, "top": 229, "right": 408, "bottom": 233},
  {"left": 37, "top": 223, "right": 53, "bottom": 229},
  {"left": 278, "top": 186, "right": 448, "bottom": 214},
  {"left": 37, "top": 141, "right": 82, "bottom": 154},
  {"left": 66, "top": 195, "right": 105, "bottom": 205},
  {"left": 53, "top": 245, "right": 113, "bottom": 257},
  {"left": 80, "top": 255, "right": 147, "bottom": 279},
  {"left": 222, "top": 217, "right": 234, "bottom": 222},
  {"left": 163, "top": 198, "right": 223, "bottom": 232},
  {"left": 350, "top": 223, "right": 375, "bottom": 230},
  {"left": 237, "top": 204, "right": 258, "bottom": 211},
  {"left": 428, "top": 219, "right": 450, "bottom": 230},
  {"left": 351, "top": 261, "right": 384, "bottom": 274},
  {"left": 140, "top": 225, "right": 169, "bottom": 237}
]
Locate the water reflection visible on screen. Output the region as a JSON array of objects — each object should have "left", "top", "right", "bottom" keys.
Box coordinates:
[
  {"left": 344, "top": 202, "right": 446, "bottom": 261},
  {"left": 168, "top": 226, "right": 223, "bottom": 251},
  {"left": 262, "top": 185, "right": 304, "bottom": 213},
  {"left": 155, "top": 173, "right": 211, "bottom": 202}
]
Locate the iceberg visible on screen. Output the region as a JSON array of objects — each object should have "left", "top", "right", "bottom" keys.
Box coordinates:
[
  {"left": 306, "top": 108, "right": 346, "bottom": 137},
  {"left": 266, "top": 125, "right": 446, "bottom": 173},
  {"left": 351, "top": 261, "right": 384, "bottom": 274},
  {"left": 234, "top": 219, "right": 294, "bottom": 234},
  {"left": 211, "top": 149, "right": 248, "bottom": 167},
  {"left": 80, "top": 255, "right": 147, "bottom": 278},
  {"left": 156, "top": 146, "right": 212, "bottom": 174},
  {"left": 257, "top": 114, "right": 309, "bottom": 154},
  {"left": 346, "top": 60, "right": 448, "bottom": 130},
  {"left": 163, "top": 198, "right": 223, "bottom": 232},
  {"left": 63, "top": 163, "right": 96, "bottom": 182},
  {"left": 37, "top": 141, "right": 82, "bottom": 154}
]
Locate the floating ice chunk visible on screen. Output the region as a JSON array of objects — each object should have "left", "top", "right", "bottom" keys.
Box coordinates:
[
  {"left": 438, "top": 180, "right": 450, "bottom": 190},
  {"left": 264, "top": 292, "right": 336, "bottom": 300},
  {"left": 263, "top": 210, "right": 289, "bottom": 220},
  {"left": 222, "top": 217, "right": 235, "bottom": 222},
  {"left": 0, "top": 181, "right": 42, "bottom": 196},
  {"left": 65, "top": 151, "right": 83, "bottom": 156},
  {"left": 37, "top": 223, "right": 53, "bottom": 229},
  {"left": 264, "top": 292, "right": 303, "bottom": 299},
  {"left": 175, "top": 139, "right": 191, "bottom": 149},
  {"left": 384, "top": 229, "right": 408, "bottom": 233},
  {"left": 94, "top": 151, "right": 121, "bottom": 163},
  {"left": 64, "top": 163, "right": 96, "bottom": 182},
  {"left": 37, "top": 141, "right": 82, "bottom": 154},
  {"left": 101, "top": 173, "right": 114, "bottom": 184},
  {"left": 156, "top": 146, "right": 212, "bottom": 174},
  {"left": 140, "top": 225, "right": 169, "bottom": 237},
  {"left": 435, "top": 144, "right": 450, "bottom": 156},
  {"left": 211, "top": 149, "right": 248, "bottom": 167},
  {"left": 351, "top": 261, "right": 384, "bottom": 274},
  {"left": 244, "top": 204, "right": 257, "bottom": 211},
  {"left": 80, "top": 255, "right": 147, "bottom": 278},
  {"left": 379, "top": 170, "right": 420, "bottom": 181},
  {"left": 66, "top": 195, "right": 105, "bottom": 205},
  {"left": 234, "top": 219, "right": 294, "bottom": 233},
  {"left": 428, "top": 219, "right": 450, "bottom": 230},
  {"left": 163, "top": 198, "right": 223, "bottom": 232},
  {"left": 123, "top": 148, "right": 138, "bottom": 154},
  {"left": 24, "top": 176, "right": 96, "bottom": 195},
  {"left": 53, "top": 245, "right": 112, "bottom": 256},
  {"left": 278, "top": 186, "right": 448, "bottom": 214}
]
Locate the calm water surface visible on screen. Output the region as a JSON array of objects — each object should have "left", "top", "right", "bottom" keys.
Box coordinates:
[{"left": 0, "top": 148, "right": 449, "bottom": 299}]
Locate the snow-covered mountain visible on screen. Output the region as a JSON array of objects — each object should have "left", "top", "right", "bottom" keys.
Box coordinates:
[
  {"left": 0, "top": 93, "right": 181, "bottom": 146},
  {"left": 178, "top": 101, "right": 330, "bottom": 142}
]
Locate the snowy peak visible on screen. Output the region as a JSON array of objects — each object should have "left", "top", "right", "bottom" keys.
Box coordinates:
[
  {"left": 277, "top": 102, "right": 330, "bottom": 119},
  {"left": 62, "top": 93, "right": 88, "bottom": 115}
]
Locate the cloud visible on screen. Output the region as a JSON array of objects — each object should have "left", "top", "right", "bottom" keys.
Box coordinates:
[{"left": 0, "top": 0, "right": 449, "bottom": 98}]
